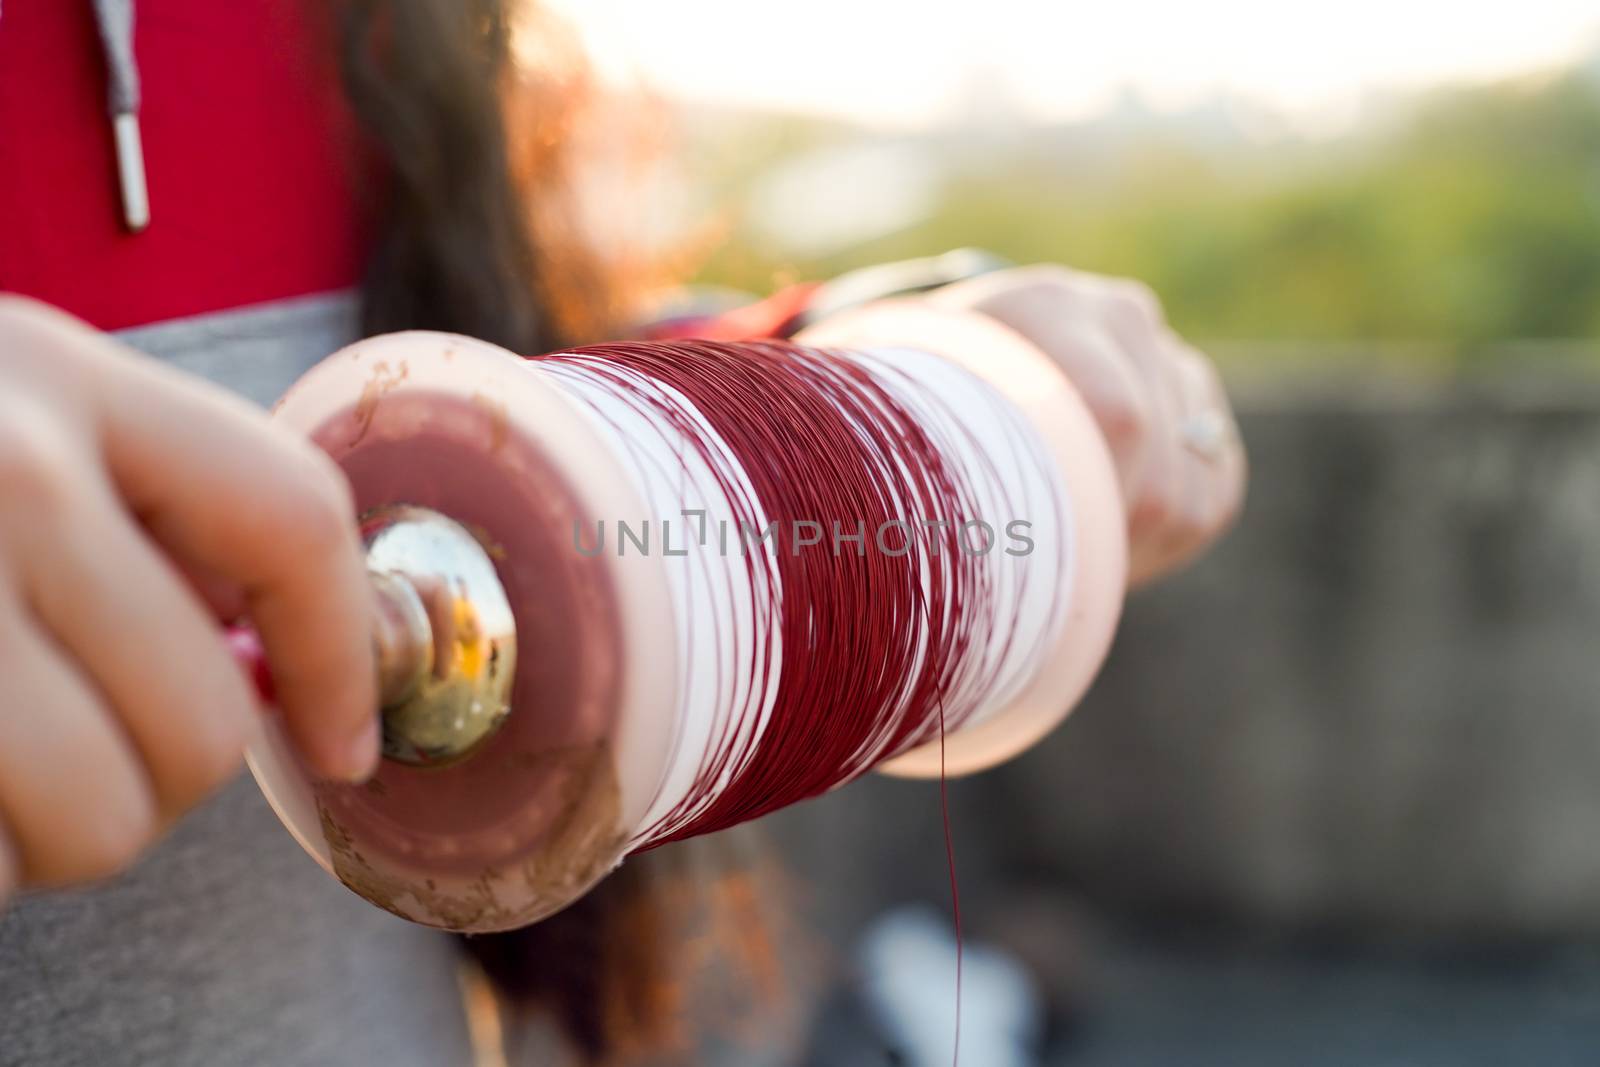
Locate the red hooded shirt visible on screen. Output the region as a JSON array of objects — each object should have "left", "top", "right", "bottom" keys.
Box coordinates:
[{"left": 0, "top": 0, "right": 366, "bottom": 331}]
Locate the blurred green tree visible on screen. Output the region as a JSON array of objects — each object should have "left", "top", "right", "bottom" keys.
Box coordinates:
[{"left": 694, "top": 67, "right": 1600, "bottom": 359}]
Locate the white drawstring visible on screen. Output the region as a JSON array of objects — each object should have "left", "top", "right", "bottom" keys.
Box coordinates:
[{"left": 90, "top": 0, "right": 150, "bottom": 232}]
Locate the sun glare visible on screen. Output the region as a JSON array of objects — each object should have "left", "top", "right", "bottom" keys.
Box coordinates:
[{"left": 545, "top": 0, "right": 1600, "bottom": 129}]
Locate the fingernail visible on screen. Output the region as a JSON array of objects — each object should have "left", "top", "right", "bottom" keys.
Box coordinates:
[{"left": 342, "top": 715, "right": 382, "bottom": 783}]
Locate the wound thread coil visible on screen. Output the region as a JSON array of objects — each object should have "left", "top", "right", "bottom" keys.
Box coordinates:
[{"left": 248, "top": 308, "right": 1122, "bottom": 932}]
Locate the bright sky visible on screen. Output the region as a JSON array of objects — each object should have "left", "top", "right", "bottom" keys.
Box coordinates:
[{"left": 544, "top": 0, "right": 1600, "bottom": 129}]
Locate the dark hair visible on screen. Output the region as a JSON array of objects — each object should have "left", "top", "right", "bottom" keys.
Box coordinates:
[{"left": 337, "top": 0, "right": 553, "bottom": 352}]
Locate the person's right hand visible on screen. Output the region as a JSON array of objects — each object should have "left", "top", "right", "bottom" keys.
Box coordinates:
[
  {"left": 0, "top": 296, "right": 380, "bottom": 912},
  {"left": 927, "top": 266, "right": 1246, "bottom": 586}
]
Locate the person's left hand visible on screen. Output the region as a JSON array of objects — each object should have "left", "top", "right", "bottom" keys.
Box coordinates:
[{"left": 926, "top": 265, "right": 1245, "bottom": 586}]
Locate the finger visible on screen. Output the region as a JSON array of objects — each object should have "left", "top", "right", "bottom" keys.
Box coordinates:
[
  {"left": 128, "top": 434, "right": 375, "bottom": 782},
  {"left": 105, "top": 384, "right": 378, "bottom": 782},
  {"left": 10, "top": 479, "right": 258, "bottom": 818},
  {"left": 1084, "top": 276, "right": 1187, "bottom": 450},
  {"left": 1171, "top": 344, "right": 1246, "bottom": 530},
  {"left": 1125, "top": 459, "right": 1182, "bottom": 585},
  {"left": 1123, "top": 392, "right": 1187, "bottom": 585},
  {"left": 1158, "top": 356, "right": 1226, "bottom": 572},
  {"left": 1143, "top": 346, "right": 1244, "bottom": 579},
  {"left": 1176, "top": 342, "right": 1248, "bottom": 524},
  {"left": 1060, "top": 277, "right": 1188, "bottom": 548},
  {"left": 1085, "top": 281, "right": 1224, "bottom": 582},
  {"left": 0, "top": 609, "right": 158, "bottom": 886},
  {"left": 34, "top": 313, "right": 376, "bottom": 781},
  {"left": 1, "top": 302, "right": 379, "bottom": 781}
]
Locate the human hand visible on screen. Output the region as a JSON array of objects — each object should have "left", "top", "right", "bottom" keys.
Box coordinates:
[{"left": 0, "top": 296, "right": 378, "bottom": 909}]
